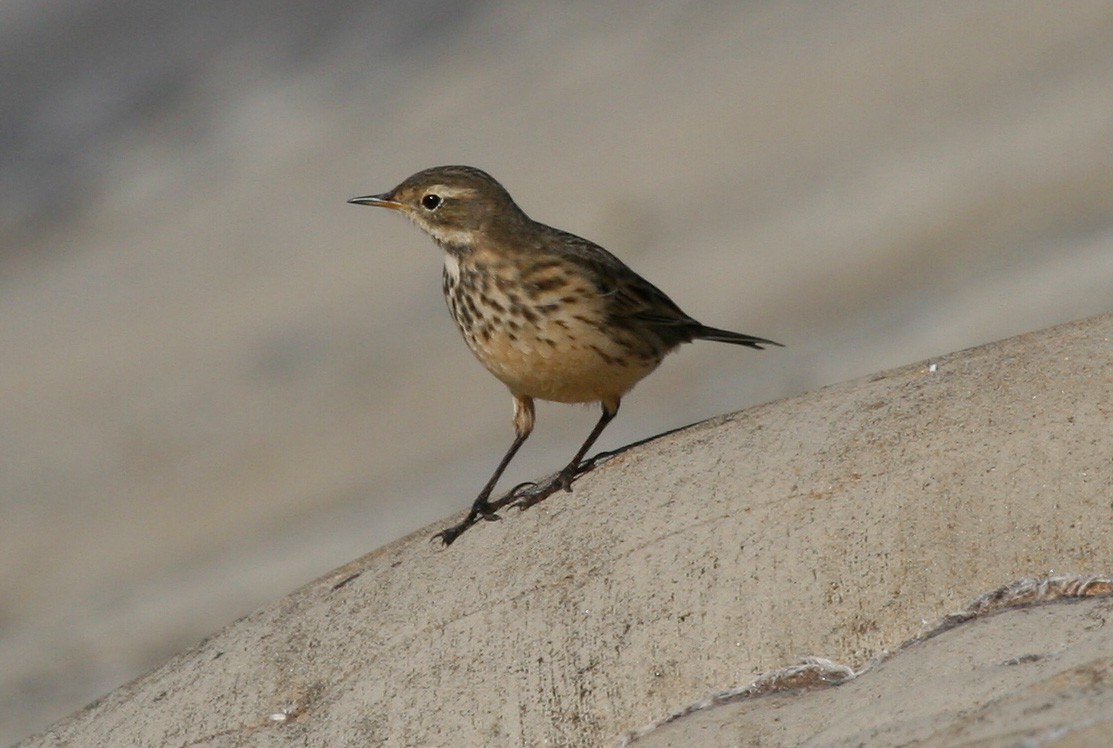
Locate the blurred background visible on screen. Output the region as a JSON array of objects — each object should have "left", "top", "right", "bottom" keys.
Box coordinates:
[{"left": 2, "top": 0, "right": 1112, "bottom": 742}]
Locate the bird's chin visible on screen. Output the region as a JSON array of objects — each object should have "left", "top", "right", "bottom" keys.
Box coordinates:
[{"left": 421, "top": 225, "right": 477, "bottom": 252}]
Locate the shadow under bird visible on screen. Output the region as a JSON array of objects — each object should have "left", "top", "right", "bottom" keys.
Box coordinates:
[{"left": 350, "top": 166, "right": 780, "bottom": 546}]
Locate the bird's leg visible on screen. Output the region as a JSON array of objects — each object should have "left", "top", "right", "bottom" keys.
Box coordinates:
[
  {"left": 515, "top": 400, "right": 619, "bottom": 511},
  {"left": 433, "top": 430, "right": 526, "bottom": 546},
  {"left": 433, "top": 395, "right": 534, "bottom": 546}
]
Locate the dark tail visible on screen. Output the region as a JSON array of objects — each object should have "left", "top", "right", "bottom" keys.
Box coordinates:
[{"left": 694, "top": 325, "right": 783, "bottom": 350}]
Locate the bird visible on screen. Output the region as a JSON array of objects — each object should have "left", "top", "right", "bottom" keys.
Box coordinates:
[{"left": 349, "top": 166, "right": 780, "bottom": 545}]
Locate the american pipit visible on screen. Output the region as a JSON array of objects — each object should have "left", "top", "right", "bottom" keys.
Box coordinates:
[{"left": 350, "top": 166, "right": 780, "bottom": 545}]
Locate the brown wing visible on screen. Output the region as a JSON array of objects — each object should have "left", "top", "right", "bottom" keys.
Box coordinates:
[
  {"left": 533, "top": 223, "right": 781, "bottom": 349},
  {"left": 534, "top": 224, "right": 707, "bottom": 345}
]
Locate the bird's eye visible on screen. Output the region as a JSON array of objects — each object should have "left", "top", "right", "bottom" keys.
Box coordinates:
[{"left": 421, "top": 193, "right": 442, "bottom": 211}]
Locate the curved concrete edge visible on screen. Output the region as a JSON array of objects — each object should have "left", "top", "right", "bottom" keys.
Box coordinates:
[
  {"left": 18, "top": 312, "right": 1113, "bottom": 747},
  {"left": 619, "top": 575, "right": 1113, "bottom": 746}
]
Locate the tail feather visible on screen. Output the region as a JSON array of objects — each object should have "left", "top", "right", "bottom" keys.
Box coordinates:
[{"left": 694, "top": 325, "right": 783, "bottom": 350}]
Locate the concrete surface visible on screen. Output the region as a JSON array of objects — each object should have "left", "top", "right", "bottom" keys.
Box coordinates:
[
  {"left": 623, "top": 576, "right": 1113, "bottom": 747},
  {"left": 18, "top": 313, "right": 1113, "bottom": 747},
  {"left": 6, "top": 3, "right": 1113, "bottom": 741}
]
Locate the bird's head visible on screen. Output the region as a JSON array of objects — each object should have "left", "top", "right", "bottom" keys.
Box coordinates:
[{"left": 349, "top": 165, "right": 525, "bottom": 251}]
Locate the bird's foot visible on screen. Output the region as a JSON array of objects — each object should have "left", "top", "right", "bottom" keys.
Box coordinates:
[
  {"left": 431, "top": 522, "right": 470, "bottom": 547},
  {"left": 512, "top": 465, "right": 581, "bottom": 511},
  {"left": 505, "top": 480, "right": 539, "bottom": 502},
  {"left": 431, "top": 499, "right": 501, "bottom": 547}
]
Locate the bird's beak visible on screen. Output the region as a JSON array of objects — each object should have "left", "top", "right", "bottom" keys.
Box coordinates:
[{"left": 347, "top": 192, "right": 404, "bottom": 210}]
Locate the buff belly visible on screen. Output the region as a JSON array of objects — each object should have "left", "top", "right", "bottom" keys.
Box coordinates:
[{"left": 463, "top": 325, "right": 662, "bottom": 404}]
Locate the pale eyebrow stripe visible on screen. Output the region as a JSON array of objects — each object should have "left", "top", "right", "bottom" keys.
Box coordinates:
[{"left": 428, "top": 184, "right": 478, "bottom": 199}]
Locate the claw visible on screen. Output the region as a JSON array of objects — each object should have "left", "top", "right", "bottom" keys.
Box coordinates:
[
  {"left": 431, "top": 525, "right": 465, "bottom": 547},
  {"left": 509, "top": 480, "right": 538, "bottom": 497}
]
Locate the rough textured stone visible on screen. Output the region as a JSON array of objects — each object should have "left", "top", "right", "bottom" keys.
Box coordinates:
[{"left": 20, "top": 314, "right": 1113, "bottom": 747}]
